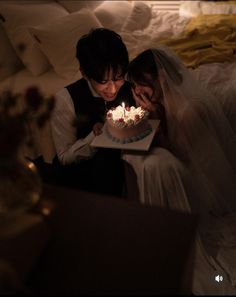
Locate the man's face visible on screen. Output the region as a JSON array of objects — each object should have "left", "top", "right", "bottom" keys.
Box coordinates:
[{"left": 89, "top": 68, "right": 125, "bottom": 102}]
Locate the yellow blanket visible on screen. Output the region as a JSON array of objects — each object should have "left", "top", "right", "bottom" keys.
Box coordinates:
[{"left": 160, "top": 14, "right": 236, "bottom": 68}]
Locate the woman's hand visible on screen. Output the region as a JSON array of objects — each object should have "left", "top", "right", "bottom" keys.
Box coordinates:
[
  {"left": 132, "top": 89, "right": 157, "bottom": 113},
  {"left": 93, "top": 122, "right": 104, "bottom": 136},
  {"left": 132, "top": 89, "right": 159, "bottom": 118}
]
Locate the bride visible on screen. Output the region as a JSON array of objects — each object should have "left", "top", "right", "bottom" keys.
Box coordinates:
[{"left": 123, "top": 46, "right": 236, "bottom": 295}]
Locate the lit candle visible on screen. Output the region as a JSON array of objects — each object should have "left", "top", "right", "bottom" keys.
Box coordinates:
[{"left": 122, "top": 102, "right": 125, "bottom": 118}]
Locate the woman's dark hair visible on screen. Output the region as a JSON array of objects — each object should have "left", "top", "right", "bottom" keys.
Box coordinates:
[
  {"left": 76, "top": 28, "right": 129, "bottom": 82},
  {"left": 127, "top": 49, "right": 158, "bottom": 87}
]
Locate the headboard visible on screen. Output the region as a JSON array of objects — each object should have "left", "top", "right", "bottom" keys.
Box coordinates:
[{"left": 145, "top": 1, "right": 180, "bottom": 12}]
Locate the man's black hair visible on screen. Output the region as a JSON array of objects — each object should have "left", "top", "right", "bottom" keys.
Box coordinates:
[{"left": 76, "top": 28, "right": 129, "bottom": 82}]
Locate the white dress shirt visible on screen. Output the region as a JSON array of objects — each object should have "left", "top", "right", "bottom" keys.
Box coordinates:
[{"left": 51, "top": 81, "right": 100, "bottom": 165}]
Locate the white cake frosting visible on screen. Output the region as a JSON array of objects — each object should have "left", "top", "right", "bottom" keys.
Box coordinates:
[{"left": 105, "top": 105, "right": 152, "bottom": 143}]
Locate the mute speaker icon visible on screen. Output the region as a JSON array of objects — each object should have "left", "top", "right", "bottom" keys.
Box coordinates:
[{"left": 215, "top": 275, "right": 223, "bottom": 282}]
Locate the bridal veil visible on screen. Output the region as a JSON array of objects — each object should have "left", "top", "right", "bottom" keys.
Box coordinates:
[{"left": 123, "top": 45, "right": 236, "bottom": 294}]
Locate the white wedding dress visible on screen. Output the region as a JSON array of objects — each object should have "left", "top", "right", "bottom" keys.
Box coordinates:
[{"left": 123, "top": 46, "right": 236, "bottom": 295}]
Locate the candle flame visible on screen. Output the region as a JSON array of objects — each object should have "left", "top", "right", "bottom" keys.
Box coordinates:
[{"left": 121, "top": 102, "right": 125, "bottom": 117}]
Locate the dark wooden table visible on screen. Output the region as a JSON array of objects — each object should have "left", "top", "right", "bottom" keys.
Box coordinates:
[
  {"left": 26, "top": 183, "right": 198, "bottom": 295},
  {"left": 0, "top": 212, "right": 49, "bottom": 294}
]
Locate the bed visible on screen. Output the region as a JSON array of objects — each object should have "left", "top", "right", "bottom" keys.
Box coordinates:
[{"left": 0, "top": 1, "right": 236, "bottom": 295}]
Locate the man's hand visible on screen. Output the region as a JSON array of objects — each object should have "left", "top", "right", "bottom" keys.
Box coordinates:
[{"left": 93, "top": 122, "right": 104, "bottom": 136}]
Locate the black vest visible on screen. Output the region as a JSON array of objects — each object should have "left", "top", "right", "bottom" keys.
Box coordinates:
[{"left": 66, "top": 78, "right": 135, "bottom": 139}]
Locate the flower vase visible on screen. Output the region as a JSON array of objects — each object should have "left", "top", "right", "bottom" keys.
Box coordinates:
[{"left": 0, "top": 154, "right": 42, "bottom": 219}]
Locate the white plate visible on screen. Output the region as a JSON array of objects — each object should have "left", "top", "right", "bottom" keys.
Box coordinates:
[{"left": 91, "top": 120, "right": 160, "bottom": 151}]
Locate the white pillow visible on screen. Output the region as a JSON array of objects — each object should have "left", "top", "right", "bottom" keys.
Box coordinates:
[
  {"left": 179, "top": 0, "right": 236, "bottom": 17},
  {"left": 58, "top": 0, "right": 103, "bottom": 12},
  {"left": 94, "top": 1, "right": 132, "bottom": 32},
  {"left": 0, "top": 23, "right": 23, "bottom": 81},
  {"left": 0, "top": 2, "right": 69, "bottom": 76},
  {"left": 29, "top": 9, "right": 103, "bottom": 81},
  {"left": 122, "top": 1, "right": 152, "bottom": 32},
  {"left": 179, "top": 1, "right": 202, "bottom": 18},
  {"left": 201, "top": 1, "right": 233, "bottom": 15}
]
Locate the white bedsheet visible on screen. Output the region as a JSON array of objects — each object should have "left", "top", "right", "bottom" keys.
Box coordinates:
[{"left": 120, "top": 11, "right": 190, "bottom": 60}]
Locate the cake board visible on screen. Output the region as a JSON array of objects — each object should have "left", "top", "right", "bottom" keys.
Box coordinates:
[{"left": 91, "top": 120, "right": 160, "bottom": 151}]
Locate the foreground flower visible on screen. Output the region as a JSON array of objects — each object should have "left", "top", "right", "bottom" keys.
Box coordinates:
[{"left": 0, "top": 86, "right": 55, "bottom": 158}]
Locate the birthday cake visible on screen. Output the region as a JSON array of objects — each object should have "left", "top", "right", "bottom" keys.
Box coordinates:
[{"left": 105, "top": 105, "right": 152, "bottom": 143}]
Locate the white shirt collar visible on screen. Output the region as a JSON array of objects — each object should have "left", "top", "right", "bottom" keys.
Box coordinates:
[{"left": 87, "top": 79, "right": 101, "bottom": 98}]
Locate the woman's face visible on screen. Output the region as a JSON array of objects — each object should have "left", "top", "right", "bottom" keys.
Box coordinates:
[
  {"left": 132, "top": 78, "right": 164, "bottom": 104},
  {"left": 89, "top": 68, "right": 125, "bottom": 102}
]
